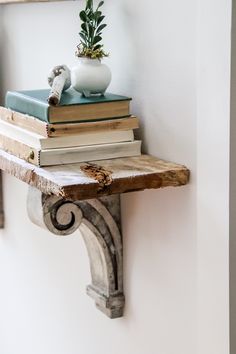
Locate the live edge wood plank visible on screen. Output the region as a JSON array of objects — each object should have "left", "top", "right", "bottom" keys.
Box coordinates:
[{"left": 0, "top": 150, "right": 190, "bottom": 201}]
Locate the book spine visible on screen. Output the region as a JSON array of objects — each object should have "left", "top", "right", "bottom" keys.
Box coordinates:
[
  {"left": 5, "top": 91, "right": 49, "bottom": 123},
  {"left": 0, "top": 117, "right": 135, "bottom": 150},
  {"left": 49, "top": 101, "right": 130, "bottom": 123},
  {"left": 0, "top": 107, "right": 48, "bottom": 137},
  {"left": 40, "top": 130, "right": 134, "bottom": 149},
  {"left": 0, "top": 134, "right": 40, "bottom": 166},
  {"left": 0, "top": 107, "right": 139, "bottom": 138},
  {"left": 40, "top": 141, "right": 141, "bottom": 166},
  {"left": 48, "top": 116, "right": 139, "bottom": 137},
  {"left": 0, "top": 131, "right": 141, "bottom": 167}
]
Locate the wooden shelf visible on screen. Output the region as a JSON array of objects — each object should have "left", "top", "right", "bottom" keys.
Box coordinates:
[
  {"left": 0, "top": 150, "right": 189, "bottom": 318},
  {"left": 0, "top": 150, "right": 189, "bottom": 201}
]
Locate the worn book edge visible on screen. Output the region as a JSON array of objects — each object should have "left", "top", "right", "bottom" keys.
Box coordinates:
[
  {"left": 0, "top": 119, "right": 134, "bottom": 149},
  {"left": 0, "top": 134, "right": 141, "bottom": 167},
  {"left": 0, "top": 107, "right": 139, "bottom": 137},
  {"left": 5, "top": 89, "right": 132, "bottom": 123}
]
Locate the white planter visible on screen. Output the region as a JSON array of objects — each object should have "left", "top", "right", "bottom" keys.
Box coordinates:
[{"left": 71, "top": 58, "right": 112, "bottom": 97}]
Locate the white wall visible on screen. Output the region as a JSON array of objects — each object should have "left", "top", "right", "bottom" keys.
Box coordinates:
[
  {"left": 197, "top": 1, "right": 231, "bottom": 354},
  {"left": 230, "top": 1, "right": 236, "bottom": 352},
  {"left": 0, "top": 1, "right": 231, "bottom": 354}
]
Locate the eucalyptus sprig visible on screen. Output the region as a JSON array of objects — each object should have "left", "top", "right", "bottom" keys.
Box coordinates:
[{"left": 76, "top": 0, "right": 109, "bottom": 60}]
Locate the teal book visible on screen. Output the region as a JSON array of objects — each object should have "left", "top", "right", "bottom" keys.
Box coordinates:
[{"left": 5, "top": 88, "right": 132, "bottom": 124}]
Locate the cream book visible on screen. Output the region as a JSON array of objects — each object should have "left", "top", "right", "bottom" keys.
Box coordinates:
[
  {"left": 0, "top": 135, "right": 142, "bottom": 167},
  {"left": 0, "top": 107, "right": 139, "bottom": 137},
  {"left": 0, "top": 119, "right": 134, "bottom": 149}
]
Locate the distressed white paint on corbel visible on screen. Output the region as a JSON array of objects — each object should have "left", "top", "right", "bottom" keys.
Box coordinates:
[{"left": 27, "top": 186, "right": 124, "bottom": 319}]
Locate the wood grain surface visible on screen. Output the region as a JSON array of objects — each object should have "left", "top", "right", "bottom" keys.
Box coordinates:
[{"left": 0, "top": 150, "right": 190, "bottom": 200}]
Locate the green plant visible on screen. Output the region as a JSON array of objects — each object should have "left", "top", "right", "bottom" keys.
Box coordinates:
[{"left": 76, "top": 0, "right": 108, "bottom": 60}]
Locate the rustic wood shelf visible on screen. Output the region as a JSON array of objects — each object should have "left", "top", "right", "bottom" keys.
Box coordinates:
[
  {"left": 0, "top": 150, "right": 189, "bottom": 318},
  {"left": 0, "top": 150, "right": 189, "bottom": 200}
]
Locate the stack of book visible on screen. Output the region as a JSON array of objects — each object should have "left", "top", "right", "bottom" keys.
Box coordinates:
[{"left": 0, "top": 88, "right": 141, "bottom": 167}]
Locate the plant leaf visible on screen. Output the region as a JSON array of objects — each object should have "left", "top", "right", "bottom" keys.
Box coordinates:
[
  {"left": 88, "top": 24, "right": 95, "bottom": 38},
  {"left": 79, "top": 32, "right": 88, "bottom": 44},
  {"left": 81, "top": 23, "right": 88, "bottom": 33},
  {"left": 79, "top": 40, "right": 87, "bottom": 47},
  {"left": 97, "top": 15, "right": 105, "bottom": 25},
  {"left": 92, "top": 35, "right": 102, "bottom": 45},
  {"left": 96, "top": 23, "right": 107, "bottom": 33},
  {"left": 79, "top": 11, "right": 87, "bottom": 22},
  {"left": 94, "top": 44, "right": 102, "bottom": 50},
  {"left": 86, "top": 0, "right": 93, "bottom": 10},
  {"left": 94, "top": 11, "right": 102, "bottom": 21},
  {"left": 97, "top": 1, "right": 104, "bottom": 9},
  {"left": 87, "top": 9, "right": 94, "bottom": 20}
]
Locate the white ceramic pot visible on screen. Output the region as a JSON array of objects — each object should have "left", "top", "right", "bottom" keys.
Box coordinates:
[{"left": 71, "top": 58, "right": 112, "bottom": 97}]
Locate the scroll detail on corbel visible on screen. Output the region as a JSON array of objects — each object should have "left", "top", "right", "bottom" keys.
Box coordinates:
[{"left": 27, "top": 187, "right": 124, "bottom": 319}]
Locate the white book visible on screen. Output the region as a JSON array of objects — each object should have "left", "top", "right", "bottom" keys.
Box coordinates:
[
  {"left": 0, "top": 133, "right": 142, "bottom": 167},
  {"left": 0, "top": 119, "right": 134, "bottom": 149},
  {"left": 39, "top": 141, "right": 142, "bottom": 166}
]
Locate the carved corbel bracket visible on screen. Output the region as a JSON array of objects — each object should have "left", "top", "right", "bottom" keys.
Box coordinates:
[
  {"left": 0, "top": 152, "right": 190, "bottom": 318},
  {"left": 27, "top": 186, "right": 124, "bottom": 319}
]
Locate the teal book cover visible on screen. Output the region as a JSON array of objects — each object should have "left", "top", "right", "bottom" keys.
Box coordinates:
[{"left": 5, "top": 88, "right": 132, "bottom": 123}]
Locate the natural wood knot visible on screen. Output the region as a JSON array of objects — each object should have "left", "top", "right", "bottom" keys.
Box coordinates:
[{"left": 80, "top": 163, "right": 113, "bottom": 191}]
